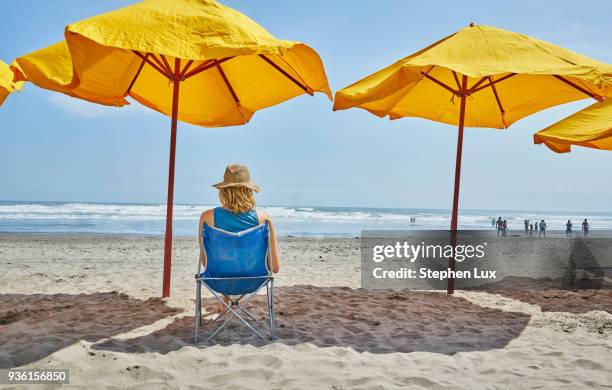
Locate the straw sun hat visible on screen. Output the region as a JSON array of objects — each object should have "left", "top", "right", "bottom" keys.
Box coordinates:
[{"left": 213, "top": 164, "right": 261, "bottom": 192}]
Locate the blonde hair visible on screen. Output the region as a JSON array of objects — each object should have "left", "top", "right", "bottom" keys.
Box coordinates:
[{"left": 219, "top": 186, "right": 256, "bottom": 213}]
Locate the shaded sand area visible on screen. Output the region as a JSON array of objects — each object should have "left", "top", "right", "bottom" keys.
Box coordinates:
[{"left": 0, "top": 235, "right": 611, "bottom": 389}]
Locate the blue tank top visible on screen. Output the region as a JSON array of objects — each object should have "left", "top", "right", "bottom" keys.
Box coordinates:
[{"left": 213, "top": 207, "right": 259, "bottom": 233}]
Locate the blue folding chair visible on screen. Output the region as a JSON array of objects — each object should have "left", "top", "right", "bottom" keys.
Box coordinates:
[{"left": 194, "top": 223, "right": 275, "bottom": 343}]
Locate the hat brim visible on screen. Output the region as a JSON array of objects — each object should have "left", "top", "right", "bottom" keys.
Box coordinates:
[{"left": 212, "top": 182, "right": 261, "bottom": 193}]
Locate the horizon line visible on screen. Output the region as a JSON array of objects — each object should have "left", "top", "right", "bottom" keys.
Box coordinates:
[{"left": 0, "top": 199, "right": 610, "bottom": 216}]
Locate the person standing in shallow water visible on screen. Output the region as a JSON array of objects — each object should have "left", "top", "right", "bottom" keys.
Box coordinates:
[
  {"left": 582, "top": 219, "right": 590, "bottom": 237},
  {"left": 496, "top": 217, "right": 503, "bottom": 236},
  {"left": 502, "top": 220, "right": 508, "bottom": 237},
  {"left": 539, "top": 219, "right": 547, "bottom": 238},
  {"left": 566, "top": 220, "right": 572, "bottom": 237},
  {"left": 529, "top": 223, "right": 534, "bottom": 238}
]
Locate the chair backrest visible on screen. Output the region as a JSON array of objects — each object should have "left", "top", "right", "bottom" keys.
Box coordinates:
[{"left": 200, "top": 223, "right": 270, "bottom": 295}]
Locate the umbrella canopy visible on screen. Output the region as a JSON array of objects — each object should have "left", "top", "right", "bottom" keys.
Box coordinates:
[
  {"left": 334, "top": 24, "right": 612, "bottom": 293},
  {"left": 334, "top": 24, "right": 612, "bottom": 128},
  {"left": 534, "top": 98, "right": 612, "bottom": 153},
  {"left": 17, "top": 0, "right": 331, "bottom": 126},
  {"left": 16, "top": 0, "right": 331, "bottom": 297},
  {"left": 0, "top": 60, "right": 19, "bottom": 105}
]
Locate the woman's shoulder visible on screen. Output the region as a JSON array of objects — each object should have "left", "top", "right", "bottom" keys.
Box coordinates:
[
  {"left": 256, "top": 210, "right": 272, "bottom": 223},
  {"left": 200, "top": 208, "right": 215, "bottom": 225}
]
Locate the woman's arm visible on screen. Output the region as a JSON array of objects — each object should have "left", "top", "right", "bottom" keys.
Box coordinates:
[
  {"left": 198, "top": 210, "right": 214, "bottom": 270},
  {"left": 258, "top": 211, "right": 280, "bottom": 273}
]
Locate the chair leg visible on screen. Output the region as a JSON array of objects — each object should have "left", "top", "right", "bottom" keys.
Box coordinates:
[
  {"left": 239, "top": 306, "right": 258, "bottom": 322},
  {"left": 198, "top": 293, "right": 203, "bottom": 327},
  {"left": 203, "top": 287, "right": 266, "bottom": 342},
  {"left": 201, "top": 280, "right": 272, "bottom": 342},
  {"left": 207, "top": 308, "right": 236, "bottom": 342},
  {"left": 194, "top": 281, "right": 201, "bottom": 343},
  {"left": 269, "top": 278, "right": 276, "bottom": 340},
  {"left": 207, "top": 302, "right": 265, "bottom": 341}
]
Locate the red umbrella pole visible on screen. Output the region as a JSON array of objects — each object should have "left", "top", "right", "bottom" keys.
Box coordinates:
[
  {"left": 448, "top": 75, "right": 468, "bottom": 295},
  {"left": 162, "top": 58, "right": 181, "bottom": 298}
]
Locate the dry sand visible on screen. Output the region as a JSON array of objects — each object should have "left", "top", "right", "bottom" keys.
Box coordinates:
[{"left": 0, "top": 234, "right": 611, "bottom": 389}]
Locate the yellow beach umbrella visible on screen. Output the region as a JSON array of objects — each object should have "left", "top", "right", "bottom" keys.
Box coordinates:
[
  {"left": 534, "top": 98, "right": 612, "bottom": 153},
  {"left": 0, "top": 60, "right": 19, "bottom": 105},
  {"left": 17, "top": 0, "right": 330, "bottom": 297},
  {"left": 334, "top": 24, "right": 612, "bottom": 293}
]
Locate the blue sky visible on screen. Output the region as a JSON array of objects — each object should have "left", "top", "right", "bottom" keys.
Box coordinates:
[{"left": 1, "top": 0, "right": 611, "bottom": 211}]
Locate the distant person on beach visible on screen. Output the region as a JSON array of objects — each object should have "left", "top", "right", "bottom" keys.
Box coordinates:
[
  {"left": 566, "top": 220, "right": 572, "bottom": 237},
  {"left": 496, "top": 217, "right": 503, "bottom": 236},
  {"left": 582, "top": 219, "right": 590, "bottom": 237},
  {"left": 492, "top": 218, "right": 496, "bottom": 228},
  {"left": 199, "top": 164, "right": 280, "bottom": 311},
  {"left": 534, "top": 221, "right": 539, "bottom": 231},
  {"left": 524, "top": 219, "right": 529, "bottom": 232},
  {"left": 529, "top": 223, "right": 534, "bottom": 238},
  {"left": 502, "top": 220, "right": 508, "bottom": 237},
  {"left": 539, "top": 219, "right": 547, "bottom": 238}
]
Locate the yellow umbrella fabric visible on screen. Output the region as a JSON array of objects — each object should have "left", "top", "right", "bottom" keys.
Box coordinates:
[
  {"left": 334, "top": 23, "right": 612, "bottom": 294},
  {"left": 0, "top": 60, "right": 19, "bottom": 105},
  {"left": 13, "top": 41, "right": 128, "bottom": 107},
  {"left": 17, "top": 0, "right": 331, "bottom": 297},
  {"left": 534, "top": 98, "right": 612, "bottom": 153},
  {"left": 52, "top": 0, "right": 331, "bottom": 126},
  {"left": 334, "top": 24, "right": 612, "bottom": 128}
]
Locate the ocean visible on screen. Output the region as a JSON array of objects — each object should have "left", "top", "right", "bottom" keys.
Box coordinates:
[{"left": 1, "top": 201, "right": 611, "bottom": 237}]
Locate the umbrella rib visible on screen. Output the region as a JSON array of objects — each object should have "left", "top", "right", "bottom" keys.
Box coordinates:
[
  {"left": 471, "top": 73, "right": 516, "bottom": 94},
  {"left": 277, "top": 56, "right": 310, "bottom": 87},
  {"left": 487, "top": 76, "right": 507, "bottom": 128},
  {"left": 467, "top": 76, "right": 488, "bottom": 93},
  {"left": 183, "top": 58, "right": 232, "bottom": 79},
  {"left": 553, "top": 75, "right": 602, "bottom": 101},
  {"left": 132, "top": 51, "right": 170, "bottom": 77},
  {"left": 216, "top": 63, "right": 247, "bottom": 124},
  {"left": 216, "top": 63, "right": 240, "bottom": 103},
  {"left": 259, "top": 55, "right": 313, "bottom": 95},
  {"left": 452, "top": 71, "right": 461, "bottom": 90},
  {"left": 420, "top": 72, "right": 458, "bottom": 95},
  {"left": 126, "top": 53, "right": 148, "bottom": 95},
  {"left": 159, "top": 55, "right": 173, "bottom": 75},
  {"left": 151, "top": 53, "right": 172, "bottom": 76},
  {"left": 183, "top": 60, "right": 215, "bottom": 78},
  {"left": 180, "top": 60, "right": 194, "bottom": 78}
]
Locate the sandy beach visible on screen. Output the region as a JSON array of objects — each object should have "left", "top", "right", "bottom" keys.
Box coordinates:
[{"left": 0, "top": 234, "right": 610, "bottom": 389}]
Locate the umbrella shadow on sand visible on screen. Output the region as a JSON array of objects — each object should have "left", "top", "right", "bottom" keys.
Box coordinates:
[
  {"left": 93, "top": 286, "right": 530, "bottom": 355},
  {"left": 470, "top": 238, "right": 612, "bottom": 314},
  {"left": 0, "top": 292, "right": 182, "bottom": 368}
]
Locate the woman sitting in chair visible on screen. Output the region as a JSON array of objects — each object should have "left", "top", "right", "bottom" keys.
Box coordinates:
[{"left": 198, "top": 164, "right": 280, "bottom": 275}]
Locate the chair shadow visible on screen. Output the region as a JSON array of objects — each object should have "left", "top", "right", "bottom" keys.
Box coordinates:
[
  {"left": 93, "top": 285, "right": 530, "bottom": 355},
  {"left": 0, "top": 292, "right": 182, "bottom": 368}
]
